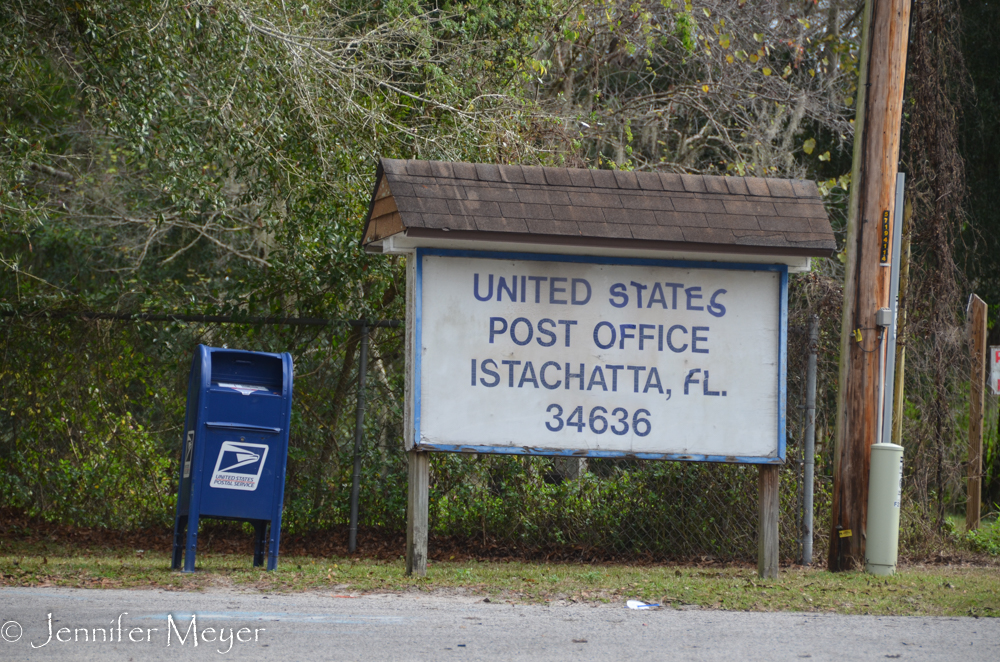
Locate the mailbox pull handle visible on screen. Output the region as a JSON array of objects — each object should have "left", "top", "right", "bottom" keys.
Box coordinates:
[{"left": 205, "top": 421, "right": 282, "bottom": 434}]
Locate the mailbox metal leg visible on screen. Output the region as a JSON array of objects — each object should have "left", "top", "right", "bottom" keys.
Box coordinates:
[
  {"left": 253, "top": 521, "right": 267, "bottom": 568},
  {"left": 266, "top": 519, "right": 281, "bottom": 571},
  {"left": 171, "top": 515, "right": 188, "bottom": 570},
  {"left": 183, "top": 513, "right": 200, "bottom": 573}
]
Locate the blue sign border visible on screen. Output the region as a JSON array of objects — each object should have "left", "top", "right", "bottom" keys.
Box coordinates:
[{"left": 413, "top": 247, "right": 788, "bottom": 465}]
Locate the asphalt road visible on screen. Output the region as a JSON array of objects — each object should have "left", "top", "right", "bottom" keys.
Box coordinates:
[{"left": 0, "top": 587, "right": 997, "bottom": 661}]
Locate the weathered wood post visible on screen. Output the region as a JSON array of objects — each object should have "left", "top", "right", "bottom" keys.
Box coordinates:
[
  {"left": 406, "top": 450, "right": 429, "bottom": 576},
  {"left": 829, "top": 0, "right": 912, "bottom": 571},
  {"left": 967, "top": 295, "right": 987, "bottom": 531},
  {"left": 758, "top": 464, "right": 780, "bottom": 579}
]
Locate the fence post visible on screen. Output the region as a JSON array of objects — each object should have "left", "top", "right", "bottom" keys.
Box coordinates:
[
  {"left": 406, "top": 450, "right": 429, "bottom": 577},
  {"left": 348, "top": 322, "right": 370, "bottom": 553},
  {"left": 801, "top": 315, "right": 819, "bottom": 564},
  {"left": 968, "top": 296, "right": 987, "bottom": 531},
  {"left": 758, "top": 464, "right": 780, "bottom": 579}
]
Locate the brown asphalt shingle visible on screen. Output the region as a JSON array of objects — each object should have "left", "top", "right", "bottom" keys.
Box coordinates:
[{"left": 363, "top": 158, "right": 836, "bottom": 257}]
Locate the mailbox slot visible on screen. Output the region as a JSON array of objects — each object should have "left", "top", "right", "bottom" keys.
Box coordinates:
[{"left": 210, "top": 351, "right": 284, "bottom": 395}]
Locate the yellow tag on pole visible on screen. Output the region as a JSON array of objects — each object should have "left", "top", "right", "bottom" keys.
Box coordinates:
[
  {"left": 879, "top": 209, "right": 891, "bottom": 265},
  {"left": 838, "top": 529, "right": 853, "bottom": 538}
]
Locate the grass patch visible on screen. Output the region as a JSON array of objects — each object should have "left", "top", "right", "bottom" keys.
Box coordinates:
[{"left": 1, "top": 539, "right": 997, "bottom": 617}]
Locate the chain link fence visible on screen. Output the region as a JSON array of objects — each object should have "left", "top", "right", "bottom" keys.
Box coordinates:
[
  {"left": 2, "top": 311, "right": 835, "bottom": 564},
  {"left": 348, "top": 321, "right": 833, "bottom": 565}
]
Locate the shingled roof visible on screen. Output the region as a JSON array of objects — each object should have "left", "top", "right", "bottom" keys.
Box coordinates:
[{"left": 362, "top": 158, "right": 835, "bottom": 259}]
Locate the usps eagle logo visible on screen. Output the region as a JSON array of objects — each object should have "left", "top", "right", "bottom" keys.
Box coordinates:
[{"left": 209, "top": 441, "right": 269, "bottom": 491}]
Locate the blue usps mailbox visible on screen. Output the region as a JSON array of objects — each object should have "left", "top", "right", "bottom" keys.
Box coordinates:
[{"left": 171, "top": 345, "right": 293, "bottom": 572}]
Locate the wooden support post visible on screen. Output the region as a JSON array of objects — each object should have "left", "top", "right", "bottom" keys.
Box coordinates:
[
  {"left": 406, "top": 450, "right": 429, "bottom": 577},
  {"left": 967, "top": 295, "right": 987, "bottom": 531},
  {"left": 829, "top": 0, "right": 912, "bottom": 571},
  {"left": 758, "top": 464, "right": 780, "bottom": 580}
]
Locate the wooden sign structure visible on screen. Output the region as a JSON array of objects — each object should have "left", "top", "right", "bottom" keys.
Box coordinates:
[{"left": 362, "top": 158, "right": 835, "bottom": 578}]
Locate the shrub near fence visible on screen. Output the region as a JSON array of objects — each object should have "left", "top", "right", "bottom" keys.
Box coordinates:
[
  {"left": 0, "top": 293, "right": 839, "bottom": 564},
  {"left": 417, "top": 318, "right": 828, "bottom": 564}
]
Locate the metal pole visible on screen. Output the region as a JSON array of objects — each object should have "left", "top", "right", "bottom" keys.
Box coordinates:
[
  {"left": 348, "top": 322, "right": 369, "bottom": 553},
  {"left": 876, "top": 327, "right": 887, "bottom": 444},
  {"left": 881, "top": 173, "right": 906, "bottom": 444},
  {"left": 802, "top": 314, "right": 819, "bottom": 565}
]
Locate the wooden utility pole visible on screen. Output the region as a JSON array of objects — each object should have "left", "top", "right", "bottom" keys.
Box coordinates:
[
  {"left": 829, "top": 0, "right": 912, "bottom": 571},
  {"left": 967, "top": 295, "right": 987, "bottom": 531}
]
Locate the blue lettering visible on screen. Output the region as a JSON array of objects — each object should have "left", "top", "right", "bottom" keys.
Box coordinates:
[
  {"left": 593, "top": 322, "right": 616, "bottom": 349},
  {"left": 684, "top": 368, "right": 701, "bottom": 395},
  {"left": 565, "top": 363, "right": 585, "bottom": 390},
  {"left": 609, "top": 283, "right": 628, "bottom": 308},
  {"left": 664, "top": 283, "right": 683, "bottom": 309},
  {"left": 685, "top": 286, "right": 704, "bottom": 311},
  {"left": 510, "top": 317, "right": 534, "bottom": 346},
  {"left": 479, "top": 359, "right": 500, "bottom": 387},
  {"left": 571, "top": 279, "right": 592, "bottom": 305},
  {"left": 471, "top": 359, "right": 476, "bottom": 386},
  {"left": 536, "top": 319, "right": 557, "bottom": 347},
  {"left": 501, "top": 360, "right": 521, "bottom": 387},
  {"left": 527, "top": 276, "right": 547, "bottom": 303},
  {"left": 703, "top": 369, "right": 721, "bottom": 396},
  {"left": 497, "top": 275, "right": 518, "bottom": 302},
  {"left": 639, "top": 324, "right": 656, "bottom": 350},
  {"left": 627, "top": 365, "right": 647, "bottom": 393},
  {"left": 474, "top": 273, "right": 494, "bottom": 301},
  {"left": 666, "top": 325, "right": 688, "bottom": 352},
  {"left": 692, "top": 326, "right": 710, "bottom": 353},
  {"left": 587, "top": 366, "right": 607, "bottom": 391},
  {"left": 619, "top": 324, "right": 636, "bottom": 350},
  {"left": 629, "top": 281, "right": 648, "bottom": 308},
  {"left": 549, "top": 277, "right": 568, "bottom": 304},
  {"left": 518, "top": 361, "right": 539, "bottom": 388},
  {"left": 708, "top": 289, "right": 727, "bottom": 318},
  {"left": 558, "top": 320, "right": 578, "bottom": 347},
  {"left": 647, "top": 282, "right": 668, "bottom": 309},
  {"left": 489, "top": 317, "right": 508, "bottom": 344},
  {"left": 643, "top": 367, "right": 664, "bottom": 394},
  {"left": 605, "top": 365, "right": 624, "bottom": 392},
  {"left": 540, "top": 361, "right": 562, "bottom": 390}
]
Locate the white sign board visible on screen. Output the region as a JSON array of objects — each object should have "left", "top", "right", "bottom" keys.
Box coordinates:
[
  {"left": 991, "top": 346, "right": 1000, "bottom": 395},
  {"left": 408, "top": 249, "right": 787, "bottom": 463}
]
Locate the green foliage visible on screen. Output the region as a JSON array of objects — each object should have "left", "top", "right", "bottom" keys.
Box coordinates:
[
  {"left": 0, "top": 320, "right": 186, "bottom": 528},
  {"left": 0, "top": 0, "right": 548, "bottom": 531},
  {"left": 942, "top": 514, "right": 1000, "bottom": 557},
  {"left": 427, "top": 455, "right": 802, "bottom": 560},
  {"left": 963, "top": 518, "right": 1000, "bottom": 556},
  {"left": 0, "top": 0, "right": 988, "bottom": 566}
]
